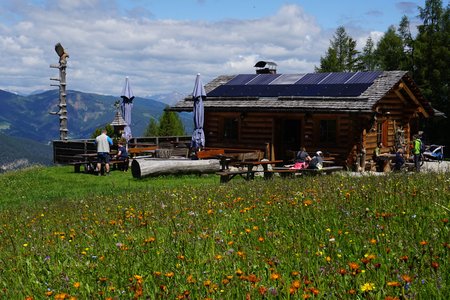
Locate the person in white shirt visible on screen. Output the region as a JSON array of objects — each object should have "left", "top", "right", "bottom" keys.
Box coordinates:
[{"left": 95, "top": 129, "right": 113, "bottom": 175}]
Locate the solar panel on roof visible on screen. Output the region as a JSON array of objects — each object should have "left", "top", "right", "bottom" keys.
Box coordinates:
[
  {"left": 207, "top": 83, "right": 371, "bottom": 98},
  {"left": 319, "top": 72, "right": 356, "bottom": 84},
  {"left": 346, "top": 71, "right": 382, "bottom": 84},
  {"left": 226, "top": 74, "right": 258, "bottom": 85},
  {"left": 270, "top": 74, "right": 305, "bottom": 84},
  {"left": 247, "top": 74, "right": 281, "bottom": 85},
  {"left": 295, "top": 73, "right": 330, "bottom": 84}
]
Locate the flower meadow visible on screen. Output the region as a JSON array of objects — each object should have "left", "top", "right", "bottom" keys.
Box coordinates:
[{"left": 0, "top": 168, "right": 449, "bottom": 299}]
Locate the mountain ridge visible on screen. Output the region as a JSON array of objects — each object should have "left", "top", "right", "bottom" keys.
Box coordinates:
[{"left": 0, "top": 89, "right": 193, "bottom": 171}]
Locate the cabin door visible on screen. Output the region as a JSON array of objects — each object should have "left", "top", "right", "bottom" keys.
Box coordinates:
[{"left": 274, "top": 118, "right": 301, "bottom": 161}]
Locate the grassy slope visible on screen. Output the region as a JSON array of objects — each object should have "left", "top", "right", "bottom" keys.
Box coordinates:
[
  {"left": 0, "top": 165, "right": 217, "bottom": 208},
  {"left": 0, "top": 166, "right": 448, "bottom": 298}
]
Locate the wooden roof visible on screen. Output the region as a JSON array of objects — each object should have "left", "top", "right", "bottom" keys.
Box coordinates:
[{"left": 171, "top": 71, "right": 433, "bottom": 115}]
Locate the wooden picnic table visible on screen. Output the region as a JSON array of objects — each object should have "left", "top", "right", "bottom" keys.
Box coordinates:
[
  {"left": 216, "top": 160, "right": 283, "bottom": 183},
  {"left": 71, "top": 152, "right": 128, "bottom": 173}
]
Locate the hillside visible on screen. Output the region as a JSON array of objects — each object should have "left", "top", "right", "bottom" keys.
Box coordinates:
[
  {"left": 0, "top": 89, "right": 193, "bottom": 143},
  {"left": 0, "top": 133, "right": 52, "bottom": 172}
]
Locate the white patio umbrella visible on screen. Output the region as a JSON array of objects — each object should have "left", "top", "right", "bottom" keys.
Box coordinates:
[
  {"left": 120, "top": 76, "right": 134, "bottom": 141},
  {"left": 191, "top": 73, "right": 206, "bottom": 149}
]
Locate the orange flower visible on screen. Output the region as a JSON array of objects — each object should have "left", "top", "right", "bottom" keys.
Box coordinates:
[
  {"left": 203, "top": 279, "right": 212, "bottom": 286},
  {"left": 291, "top": 280, "right": 301, "bottom": 289},
  {"left": 400, "top": 255, "right": 408, "bottom": 262},
  {"left": 309, "top": 287, "right": 319, "bottom": 295},
  {"left": 419, "top": 240, "right": 428, "bottom": 246},
  {"left": 258, "top": 286, "right": 267, "bottom": 295},
  {"left": 431, "top": 261, "right": 439, "bottom": 269},
  {"left": 385, "top": 297, "right": 400, "bottom": 300},
  {"left": 186, "top": 275, "right": 196, "bottom": 284},
  {"left": 387, "top": 281, "right": 401, "bottom": 287},
  {"left": 144, "top": 237, "right": 156, "bottom": 243},
  {"left": 348, "top": 289, "right": 357, "bottom": 295},
  {"left": 303, "top": 199, "right": 313, "bottom": 206},
  {"left": 73, "top": 282, "right": 80, "bottom": 288},
  {"left": 236, "top": 269, "right": 243, "bottom": 276},
  {"left": 338, "top": 268, "right": 347, "bottom": 275},
  {"left": 270, "top": 273, "right": 281, "bottom": 280},
  {"left": 401, "top": 274, "right": 412, "bottom": 283},
  {"left": 248, "top": 274, "right": 259, "bottom": 283},
  {"left": 289, "top": 287, "right": 297, "bottom": 295},
  {"left": 165, "top": 272, "right": 175, "bottom": 278},
  {"left": 348, "top": 262, "right": 360, "bottom": 270},
  {"left": 258, "top": 237, "right": 265, "bottom": 242}
]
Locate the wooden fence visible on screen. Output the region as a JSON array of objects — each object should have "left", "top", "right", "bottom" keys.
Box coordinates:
[{"left": 52, "top": 136, "right": 192, "bottom": 164}]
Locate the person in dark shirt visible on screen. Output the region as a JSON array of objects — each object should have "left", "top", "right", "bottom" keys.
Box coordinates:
[
  {"left": 308, "top": 151, "right": 324, "bottom": 169},
  {"left": 116, "top": 141, "right": 128, "bottom": 161},
  {"left": 291, "top": 147, "right": 311, "bottom": 169},
  {"left": 393, "top": 148, "right": 405, "bottom": 171}
]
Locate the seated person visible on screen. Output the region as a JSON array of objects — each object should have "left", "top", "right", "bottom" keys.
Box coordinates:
[
  {"left": 372, "top": 142, "right": 387, "bottom": 171},
  {"left": 116, "top": 141, "right": 128, "bottom": 160},
  {"left": 393, "top": 148, "right": 405, "bottom": 171},
  {"left": 115, "top": 141, "right": 129, "bottom": 171},
  {"left": 291, "top": 147, "right": 311, "bottom": 169},
  {"left": 308, "top": 151, "right": 324, "bottom": 169}
]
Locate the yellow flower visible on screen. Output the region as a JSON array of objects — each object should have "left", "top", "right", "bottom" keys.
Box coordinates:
[
  {"left": 73, "top": 282, "right": 80, "bottom": 288},
  {"left": 360, "top": 282, "right": 375, "bottom": 292}
]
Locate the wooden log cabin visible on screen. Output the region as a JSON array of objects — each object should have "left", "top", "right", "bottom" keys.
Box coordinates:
[{"left": 171, "top": 67, "right": 435, "bottom": 169}]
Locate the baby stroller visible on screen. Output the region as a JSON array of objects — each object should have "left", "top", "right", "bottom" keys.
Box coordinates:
[{"left": 422, "top": 145, "right": 445, "bottom": 162}]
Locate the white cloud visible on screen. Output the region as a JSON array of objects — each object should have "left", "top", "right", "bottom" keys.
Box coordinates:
[{"left": 0, "top": 1, "right": 377, "bottom": 96}]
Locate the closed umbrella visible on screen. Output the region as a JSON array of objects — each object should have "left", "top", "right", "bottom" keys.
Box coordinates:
[
  {"left": 120, "top": 76, "right": 134, "bottom": 141},
  {"left": 191, "top": 73, "right": 206, "bottom": 150}
]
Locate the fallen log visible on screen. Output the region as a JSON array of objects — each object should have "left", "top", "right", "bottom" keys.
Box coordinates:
[{"left": 131, "top": 158, "right": 221, "bottom": 178}]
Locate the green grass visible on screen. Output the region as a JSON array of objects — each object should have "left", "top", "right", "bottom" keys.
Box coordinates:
[{"left": 0, "top": 166, "right": 449, "bottom": 299}]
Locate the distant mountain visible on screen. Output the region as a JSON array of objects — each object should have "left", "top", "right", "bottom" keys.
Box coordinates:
[
  {"left": 146, "top": 92, "right": 186, "bottom": 106},
  {"left": 0, "top": 89, "right": 193, "bottom": 144},
  {"left": 0, "top": 133, "right": 52, "bottom": 172}
]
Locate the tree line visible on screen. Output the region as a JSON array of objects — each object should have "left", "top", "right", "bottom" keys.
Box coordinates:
[{"left": 316, "top": 0, "right": 449, "bottom": 146}]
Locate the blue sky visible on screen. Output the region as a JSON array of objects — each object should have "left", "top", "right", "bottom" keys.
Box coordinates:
[{"left": 0, "top": 0, "right": 436, "bottom": 96}]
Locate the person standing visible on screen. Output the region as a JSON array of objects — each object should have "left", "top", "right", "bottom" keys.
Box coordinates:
[
  {"left": 95, "top": 129, "right": 113, "bottom": 175},
  {"left": 412, "top": 135, "right": 422, "bottom": 172}
]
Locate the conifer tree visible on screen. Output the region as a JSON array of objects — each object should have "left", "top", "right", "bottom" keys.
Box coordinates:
[{"left": 316, "top": 26, "right": 359, "bottom": 72}]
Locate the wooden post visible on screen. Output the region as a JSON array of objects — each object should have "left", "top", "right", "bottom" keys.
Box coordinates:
[{"left": 50, "top": 42, "right": 69, "bottom": 140}]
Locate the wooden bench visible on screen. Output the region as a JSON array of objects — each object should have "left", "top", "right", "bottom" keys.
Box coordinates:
[
  {"left": 110, "top": 159, "right": 129, "bottom": 171},
  {"left": 68, "top": 161, "right": 91, "bottom": 173},
  {"left": 128, "top": 146, "right": 158, "bottom": 158},
  {"left": 69, "top": 159, "right": 129, "bottom": 173},
  {"left": 197, "top": 149, "right": 225, "bottom": 159},
  {"left": 265, "top": 166, "right": 344, "bottom": 178},
  {"left": 216, "top": 170, "right": 256, "bottom": 183}
]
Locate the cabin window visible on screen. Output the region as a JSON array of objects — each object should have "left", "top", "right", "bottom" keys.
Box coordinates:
[
  {"left": 223, "top": 117, "right": 239, "bottom": 141},
  {"left": 319, "top": 119, "right": 336, "bottom": 143},
  {"left": 376, "top": 121, "right": 388, "bottom": 145}
]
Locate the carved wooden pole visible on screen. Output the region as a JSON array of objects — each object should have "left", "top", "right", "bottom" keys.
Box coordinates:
[{"left": 50, "top": 42, "right": 69, "bottom": 140}]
